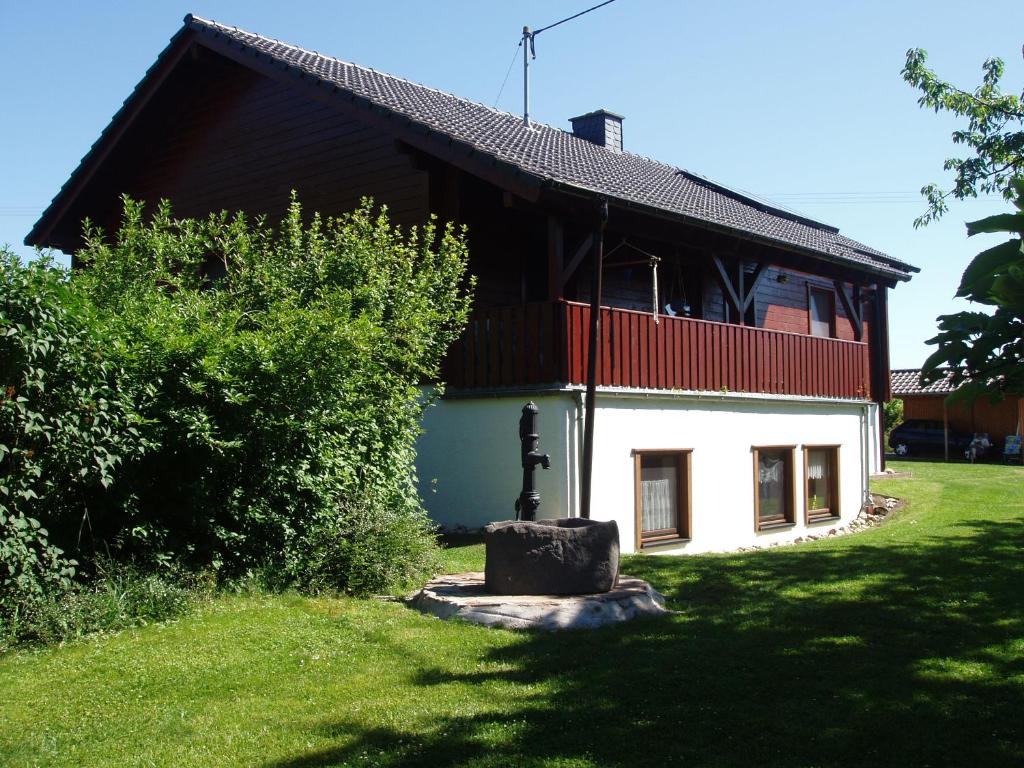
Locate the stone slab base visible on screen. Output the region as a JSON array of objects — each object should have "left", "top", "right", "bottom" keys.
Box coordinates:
[{"left": 408, "top": 572, "right": 669, "bottom": 631}]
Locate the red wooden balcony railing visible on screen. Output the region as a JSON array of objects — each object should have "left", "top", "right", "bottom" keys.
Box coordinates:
[{"left": 442, "top": 300, "right": 871, "bottom": 399}]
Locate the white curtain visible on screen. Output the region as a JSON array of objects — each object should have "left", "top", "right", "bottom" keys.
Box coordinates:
[
  {"left": 641, "top": 465, "right": 676, "bottom": 532},
  {"left": 807, "top": 450, "right": 826, "bottom": 480}
]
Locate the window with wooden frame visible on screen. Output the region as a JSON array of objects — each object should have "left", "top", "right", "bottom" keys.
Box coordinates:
[
  {"left": 753, "top": 446, "right": 795, "bottom": 530},
  {"left": 808, "top": 285, "right": 835, "bottom": 338},
  {"left": 804, "top": 445, "right": 840, "bottom": 523},
  {"left": 633, "top": 450, "right": 692, "bottom": 548}
]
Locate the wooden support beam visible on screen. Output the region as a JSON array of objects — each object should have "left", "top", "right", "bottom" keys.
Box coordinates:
[
  {"left": 547, "top": 217, "right": 564, "bottom": 301},
  {"left": 712, "top": 255, "right": 769, "bottom": 324},
  {"left": 560, "top": 233, "right": 594, "bottom": 289},
  {"left": 834, "top": 280, "right": 864, "bottom": 341},
  {"left": 742, "top": 262, "right": 769, "bottom": 311},
  {"left": 876, "top": 283, "right": 891, "bottom": 401},
  {"left": 736, "top": 262, "right": 745, "bottom": 324},
  {"left": 712, "top": 255, "right": 743, "bottom": 319}
]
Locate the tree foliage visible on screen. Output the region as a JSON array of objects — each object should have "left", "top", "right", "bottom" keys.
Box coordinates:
[
  {"left": 883, "top": 398, "right": 904, "bottom": 451},
  {"left": 904, "top": 49, "right": 1024, "bottom": 399},
  {"left": 902, "top": 49, "right": 1023, "bottom": 228},
  {"left": 921, "top": 181, "right": 1024, "bottom": 398}
]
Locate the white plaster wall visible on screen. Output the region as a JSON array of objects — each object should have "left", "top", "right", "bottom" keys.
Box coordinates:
[
  {"left": 416, "top": 391, "right": 577, "bottom": 529},
  {"left": 589, "top": 395, "right": 873, "bottom": 554},
  {"left": 416, "top": 388, "right": 880, "bottom": 555}
]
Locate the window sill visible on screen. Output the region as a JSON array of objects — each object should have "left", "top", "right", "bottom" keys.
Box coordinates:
[
  {"left": 757, "top": 520, "right": 796, "bottom": 532},
  {"left": 641, "top": 537, "right": 691, "bottom": 550},
  {"left": 807, "top": 514, "right": 841, "bottom": 525}
]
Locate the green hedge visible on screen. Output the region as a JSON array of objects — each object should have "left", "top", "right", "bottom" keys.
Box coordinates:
[{"left": 2, "top": 195, "right": 473, "bottom": 619}]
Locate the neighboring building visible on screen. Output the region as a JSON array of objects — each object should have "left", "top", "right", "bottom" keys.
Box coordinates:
[
  {"left": 891, "top": 369, "right": 1023, "bottom": 453},
  {"left": 28, "top": 16, "right": 918, "bottom": 554}
]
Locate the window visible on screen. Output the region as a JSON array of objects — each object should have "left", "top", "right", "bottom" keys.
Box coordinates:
[
  {"left": 808, "top": 286, "right": 835, "bottom": 338},
  {"left": 804, "top": 446, "right": 840, "bottom": 522},
  {"left": 753, "top": 446, "right": 795, "bottom": 530},
  {"left": 634, "top": 450, "right": 691, "bottom": 548}
]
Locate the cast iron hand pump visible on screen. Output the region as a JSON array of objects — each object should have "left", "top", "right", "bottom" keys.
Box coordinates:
[{"left": 515, "top": 401, "right": 550, "bottom": 521}]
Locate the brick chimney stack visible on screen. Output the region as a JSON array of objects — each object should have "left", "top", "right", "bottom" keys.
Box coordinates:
[{"left": 569, "top": 109, "right": 624, "bottom": 153}]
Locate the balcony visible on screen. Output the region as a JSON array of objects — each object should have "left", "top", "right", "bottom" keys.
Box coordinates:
[{"left": 442, "top": 300, "right": 871, "bottom": 400}]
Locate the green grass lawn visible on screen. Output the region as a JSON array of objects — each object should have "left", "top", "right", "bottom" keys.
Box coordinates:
[{"left": 2, "top": 461, "right": 1022, "bottom": 767}]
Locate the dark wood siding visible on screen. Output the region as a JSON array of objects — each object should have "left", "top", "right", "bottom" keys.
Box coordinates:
[
  {"left": 455, "top": 174, "right": 547, "bottom": 309},
  {"left": 756, "top": 266, "right": 865, "bottom": 341},
  {"left": 49, "top": 47, "right": 428, "bottom": 249}
]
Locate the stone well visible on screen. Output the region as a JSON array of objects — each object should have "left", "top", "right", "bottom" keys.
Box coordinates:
[{"left": 483, "top": 518, "right": 620, "bottom": 595}]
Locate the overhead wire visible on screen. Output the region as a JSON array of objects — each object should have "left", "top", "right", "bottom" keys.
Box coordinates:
[
  {"left": 531, "top": 0, "right": 620, "bottom": 37},
  {"left": 494, "top": 0, "right": 620, "bottom": 109},
  {"left": 493, "top": 39, "right": 523, "bottom": 107}
]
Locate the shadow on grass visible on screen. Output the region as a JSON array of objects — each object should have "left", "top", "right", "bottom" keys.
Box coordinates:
[{"left": 267, "top": 518, "right": 1024, "bottom": 767}]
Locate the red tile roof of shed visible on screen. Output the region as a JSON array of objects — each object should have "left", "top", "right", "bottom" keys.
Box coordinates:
[{"left": 890, "top": 368, "right": 957, "bottom": 395}]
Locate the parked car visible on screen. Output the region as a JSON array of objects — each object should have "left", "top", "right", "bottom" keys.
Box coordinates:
[{"left": 889, "top": 419, "right": 980, "bottom": 458}]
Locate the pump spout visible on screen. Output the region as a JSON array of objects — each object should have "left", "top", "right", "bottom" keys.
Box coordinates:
[{"left": 525, "top": 449, "right": 550, "bottom": 471}]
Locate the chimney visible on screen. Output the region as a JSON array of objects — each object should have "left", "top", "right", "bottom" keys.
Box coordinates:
[{"left": 569, "top": 109, "right": 624, "bottom": 152}]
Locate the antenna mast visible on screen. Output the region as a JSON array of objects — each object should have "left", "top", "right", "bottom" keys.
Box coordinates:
[
  {"left": 519, "top": 0, "right": 618, "bottom": 128},
  {"left": 522, "top": 26, "right": 532, "bottom": 127}
]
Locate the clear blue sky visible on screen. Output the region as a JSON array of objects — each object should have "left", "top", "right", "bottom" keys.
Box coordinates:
[{"left": 2, "top": 1, "right": 1022, "bottom": 368}]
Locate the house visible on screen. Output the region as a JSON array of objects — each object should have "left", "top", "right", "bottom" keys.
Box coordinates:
[
  {"left": 27, "top": 15, "right": 918, "bottom": 554},
  {"left": 891, "top": 369, "right": 1023, "bottom": 455}
]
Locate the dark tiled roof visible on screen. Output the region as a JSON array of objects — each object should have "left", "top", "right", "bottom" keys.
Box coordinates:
[
  {"left": 890, "top": 369, "right": 956, "bottom": 395},
  {"left": 28, "top": 14, "right": 918, "bottom": 280},
  {"left": 183, "top": 16, "right": 916, "bottom": 280}
]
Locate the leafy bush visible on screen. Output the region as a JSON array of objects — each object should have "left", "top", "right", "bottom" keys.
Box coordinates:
[
  {"left": 1, "top": 251, "right": 145, "bottom": 624},
  {"left": 0, "top": 560, "right": 203, "bottom": 651},
  {"left": 292, "top": 497, "right": 441, "bottom": 596},
  {"left": 0, "top": 511, "right": 75, "bottom": 628},
  {"left": 70, "top": 196, "right": 472, "bottom": 591}
]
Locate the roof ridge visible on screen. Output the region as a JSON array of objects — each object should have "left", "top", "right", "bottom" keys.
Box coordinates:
[{"left": 186, "top": 14, "right": 564, "bottom": 132}]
